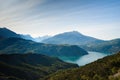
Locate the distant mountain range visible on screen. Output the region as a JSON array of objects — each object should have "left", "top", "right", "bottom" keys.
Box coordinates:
[
  {"left": 0, "top": 37, "right": 88, "bottom": 57},
  {"left": 0, "top": 27, "right": 120, "bottom": 54},
  {"left": 34, "top": 36, "right": 50, "bottom": 42},
  {"left": 0, "top": 53, "right": 78, "bottom": 80},
  {"left": 45, "top": 51, "right": 120, "bottom": 80}
]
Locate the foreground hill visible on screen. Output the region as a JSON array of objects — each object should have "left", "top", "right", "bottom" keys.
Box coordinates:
[
  {"left": 42, "top": 31, "right": 104, "bottom": 45},
  {"left": 81, "top": 38, "right": 120, "bottom": 54},
  {"left": 0, "top": 38, "right": 88, "bottom": 57},
  {"left": 46, "top": 51, "right": 120, "bottom": 80},
  {"left": 0, "top": 53, "right": 78, "bottom": 80}
]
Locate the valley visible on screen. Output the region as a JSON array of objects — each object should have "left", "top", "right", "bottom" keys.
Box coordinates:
[{"left": 0, "top": 27, "right": 120, "bottom": 80}]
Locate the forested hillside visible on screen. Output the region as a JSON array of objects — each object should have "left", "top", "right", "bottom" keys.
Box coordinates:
[
  {"left": 0, "top": 53, "right": 78, "bottom": 80},
  {"left": 46, "top": 52, "right": 120, "bottom": 80}
]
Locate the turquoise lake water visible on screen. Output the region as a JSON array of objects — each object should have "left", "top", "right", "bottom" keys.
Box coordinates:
[{"left": 59, "top": 51, "right": 109, "bottom": 66}]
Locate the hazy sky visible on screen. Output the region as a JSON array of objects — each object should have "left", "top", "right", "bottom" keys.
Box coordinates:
[{"left": 0, "top": 0, "right": 120, "bottom": 40}]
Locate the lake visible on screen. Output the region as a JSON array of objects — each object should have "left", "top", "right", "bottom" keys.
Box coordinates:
[{"left": 59, "top": 51, "right": 109, "bottom": 66}]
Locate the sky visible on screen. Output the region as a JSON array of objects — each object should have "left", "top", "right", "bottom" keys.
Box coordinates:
[{"left": 0, "top": 0, "right": 120, "bottom": 40}]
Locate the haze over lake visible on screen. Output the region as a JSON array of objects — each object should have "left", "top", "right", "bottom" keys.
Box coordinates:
[{"left": 59, "top": 51, "right": 109, "bottom": 66}]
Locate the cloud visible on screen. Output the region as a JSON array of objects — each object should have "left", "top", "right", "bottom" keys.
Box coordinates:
[
  {"left": 0, "top": 0, "right": 120, "bottom": 39},
  {"left": 0, "top": 0, "right": 45, "bottom": 25}
]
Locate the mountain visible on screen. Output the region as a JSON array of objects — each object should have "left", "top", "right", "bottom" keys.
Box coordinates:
[
  {"left": 0, "top": 27, "right": 37, "bottom": 42},
  {"left": 20, "top": 34, "right": 35, "bottom": 41},
  {"left": 0, "top": 27, "right": 21, "bottom": 38},
  {"left": 45, "top": 51, "right": 120, "bottom": 80},
  {"left": 41, "top": 30, "right": 119, "bottom": 54},
  {"left": 0, "top": 37, "right": 88, "bottom": 57},
  {"left": 35, "top": 35, "right": 50, "bottom": 42},
  {"left": 0, "top": 53, "right": 78, "bottom": 80},
  {"left": 42, "top": 31, "right": 104, "bottom": 45},
  {"left": 81, "top": 38, "right": 120, "bottom": 54}
]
